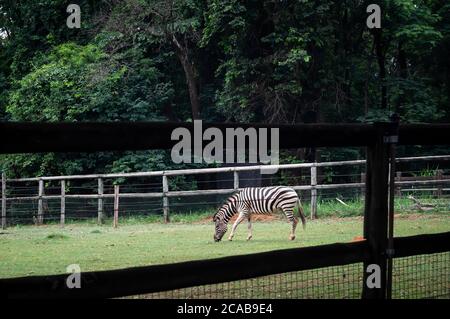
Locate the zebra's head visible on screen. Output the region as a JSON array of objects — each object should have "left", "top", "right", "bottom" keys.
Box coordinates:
[
  {"left": 213, "top": 211, "right": 227, "bottom": 242},
  {"left": 213, "top": 194, "right": 238, "bottom": 242}
]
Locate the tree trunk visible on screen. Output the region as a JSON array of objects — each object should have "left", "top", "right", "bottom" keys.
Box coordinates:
[
  {"left": 396, "top": 41, "right": 407, "bottom": 114},
  {"left": 373, "top": 29, "right": 387, "bottom": 110},
  {"left": 364, "top": 77, "right": 369, "bottom": 116},
  {"left": 172, "top": 35, "right": 201, "bottom": 120}
]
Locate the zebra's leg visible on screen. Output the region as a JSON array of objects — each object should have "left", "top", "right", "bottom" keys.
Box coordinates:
[
  {"left": 247, "top": 215, "right": 252, "bottom": 241},
  {"left": 228, "top": 212, "right": 245, "bottom": 241},
  {"left": 284, "top": 209, "right": 298, "bottom": 240},
  {"left": 289, "top": 217, "right": 298, "bottom": 240}
]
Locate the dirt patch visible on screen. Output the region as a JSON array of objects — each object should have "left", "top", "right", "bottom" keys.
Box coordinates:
[{"left": 352, "top": 236, "right": 365, "bottom": 242}]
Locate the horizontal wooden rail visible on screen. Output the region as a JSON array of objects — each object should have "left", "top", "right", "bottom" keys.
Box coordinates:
[
  {"left": 3, "top": 231, "right": 448, "bottom": 299},
  {"left": 0, "top": 122, "right": 376, "bottom": 153},
  {"left": 395, "top": 155, "right": 450, "bottom": 162},
  {"left": 400, "top": 188, "right": 450, "bottom": 192},
  {"left": 1, "top": 123, "right": 449, "bottom": 154},
  {"left": 6, "top": 154, "right": 450, "bottom": 183},
  {"left": 6, "top": 178, "right": 450, "bottom": 202},
  {"left": 398, "top": 125, "right": 450, "bottom": 146},
  {"left": 395, "top": 179, "right": 450, "bottom": 186},
  {"left": 2, "top": 240, "right": 369, "bottom": 299},
  {"left": 393, "top": 231, "right": 450, "bottom": 258}
]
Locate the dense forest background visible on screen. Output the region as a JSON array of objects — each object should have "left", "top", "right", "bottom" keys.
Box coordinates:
[{"left": 0, "top": 0, "right": 449, "bottom": 178}]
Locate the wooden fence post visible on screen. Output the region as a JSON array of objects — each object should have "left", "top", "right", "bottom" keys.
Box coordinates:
[
  {"left": 233, "top": 171, "right": 239, "bottom": 190},
  {"left": 310, "top": 164, "right": 317, "bottom": 219},
  {"left": 362, "top": 123, "right": 391, "bottom": 299},
  {"left": 113, "top": 185, "right": 119, "bottom": 228},
  {"left": 435, "top": 170, "right": 443, "bottom": 197},
  {"left": 162, "top": 175, "right": 169, "bottom": 223},
  {"left": 1, "top": 172, "right": 6, "bottom": 229},
  {"left": 60, "top": 180, "right": 65, "bottom": 227},
  {"left": 37, "top": 179, "right": 44, "bottom": 225},
  {"left": 395, "top": 172, "right": 402, "bottom": 197},
  {"left": 98, "top": 178, "right": 104, "bottom": 224},
  {"left": 360, "top": 172, "right": 366, "bottom": 198}
]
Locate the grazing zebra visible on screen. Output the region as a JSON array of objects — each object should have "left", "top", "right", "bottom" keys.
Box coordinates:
[{"left": 213, "top": 186, "right": 306, "bottom": 242}]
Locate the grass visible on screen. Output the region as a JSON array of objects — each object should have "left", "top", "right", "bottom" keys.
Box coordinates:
[
  {"left": 45, "top": 233, "right": 70, "bottom": 240},
  {"left": 0, "top": 213, "right": 448, "bottom": 280},
  {"left": 304, "top": 196, "right": 450, "bottom": 218}
]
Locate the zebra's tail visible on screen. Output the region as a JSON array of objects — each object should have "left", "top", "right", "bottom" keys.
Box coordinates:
[{"left": 297, "top": 198, "right": 306, "bottom": 230}]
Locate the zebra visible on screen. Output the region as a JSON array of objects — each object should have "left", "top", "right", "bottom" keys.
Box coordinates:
[{"left": 213, "top": 186, "right": 306, "bottom": 242}]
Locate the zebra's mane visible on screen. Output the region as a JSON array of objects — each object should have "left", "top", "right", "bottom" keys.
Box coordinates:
[{"left": 213, "top": 192, "right": 239, "bottom": 220}]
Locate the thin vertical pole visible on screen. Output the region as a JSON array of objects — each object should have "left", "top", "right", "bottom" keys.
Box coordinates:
[
  {"left": 360, "top": 172, "right": 366, "bottom": 198},
  {"left": 1, "top": 173, "right": 6, "bottom": 229},
  {"left": 113, "top": 185, "right": 119, "bottom": 228},
  {"left": 233, "top": 171, "right": 239, "bottom": 190},
  {"left": 435, "top": 170, "right": 443, "bottom": 198},
  {"left": 395, "top": 172, "right": 402, "bottom": 197},
  {"left": 60, "top": 180, "right": 65, "bottom": 227},
  {"left": 98, "top": 178, "right": 104, "bottom": 224},
  {"left": 386, "top": 117, "right": 399, "bottom": 299},
  {"left": 386, "top": 141, "right": 396, "bottom": 299},
  {"left": 162, "top": 175, "right": 169, "bottom": 223},
  {"left": 38, "top": 179, "right": 44, "bottom": 225},
  {"left": 310, "top": 164, "right": 317, "bottom": 219}
]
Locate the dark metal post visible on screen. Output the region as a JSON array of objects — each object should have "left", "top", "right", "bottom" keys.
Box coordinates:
[
  {"left": 1, "top": 172, "right": 6, "bottom": 229},
  {"left": 386, "top": 115, "right": 399, "bottom": 299}
]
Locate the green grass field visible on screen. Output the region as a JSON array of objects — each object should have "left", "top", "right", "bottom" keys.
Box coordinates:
[{"left": 0, "top": 213, "right": 448, "bottom": 280}]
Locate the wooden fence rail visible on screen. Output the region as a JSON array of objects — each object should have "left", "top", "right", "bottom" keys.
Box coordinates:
[
  {"left": 1, "top": 122, "right": 450, "bottom": 299},
  {"left": 2, "top": 231, "right": 449, "bottom": 299},
  {"left": 1, "top": 155, "right": 449, "bottom": 227}
]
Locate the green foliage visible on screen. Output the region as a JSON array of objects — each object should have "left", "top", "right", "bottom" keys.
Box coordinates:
[
  {"left": 1, "top": 0, "right": 449, "bottom": 178},
  {"left": 8, "top": 43, "right": 108, "bottom": 121}
]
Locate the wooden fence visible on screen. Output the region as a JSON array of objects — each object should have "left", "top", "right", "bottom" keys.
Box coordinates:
[
  {"left": 1, "top": 155, "right": 450, "bottom": 228},
  {"left": 1, "top": 122, "right": 450, "bottom": 299}
]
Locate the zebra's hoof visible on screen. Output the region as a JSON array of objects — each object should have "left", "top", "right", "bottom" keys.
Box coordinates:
[
  {"left": 247, "top": 235, "right": 252, "bottom": 241},
  {"left": 228, "top": 237, "right": 233, "bottom": 241},
  {"left": 289, "top": 235, "right": 296, "bottom": 241}
]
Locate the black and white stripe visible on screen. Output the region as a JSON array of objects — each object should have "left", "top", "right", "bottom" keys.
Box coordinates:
[{"left": 213, "top": 186, "right": 306, "bottom": 241}]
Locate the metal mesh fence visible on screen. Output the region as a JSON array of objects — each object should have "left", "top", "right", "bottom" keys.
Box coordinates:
[
  {"left": 3, "top": 167, "right": 449, "bottom": 226},
  {"left": 392, "top": 252, "right": 449, "bottom": 299},
  {"left": 131, "top": 263, "right": 364, "bottom": 299},
  {"left": 4, "top": 187, "right": 449, "bottom": 226},
  {"left": 129, "top": 252, "right": 449, "bottom": 299}
]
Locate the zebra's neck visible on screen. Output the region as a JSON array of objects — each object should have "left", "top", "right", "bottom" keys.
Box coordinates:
[{"left": 221, "top": 194, "right": 239, "bottom": 224}]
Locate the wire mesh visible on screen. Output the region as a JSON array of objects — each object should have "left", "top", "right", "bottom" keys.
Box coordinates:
[
  {"left": 392, "top": 252, "right": 450, "bottom": 299},
  {"left": 133, "top": 263, "right": 364, "bottom": 299},
  {"left": 4, "top": 188, "right": 450, "bottom": 226},
  {"left": 2, "top": 164, "right": 449, "bottom": 226},
  {"left": 129, "top": 252, "right": 450, "bottom": 299}
]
